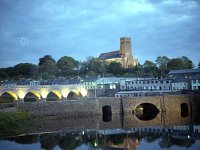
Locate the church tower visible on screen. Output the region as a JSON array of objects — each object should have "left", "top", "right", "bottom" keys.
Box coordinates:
[
  {"left": 99, "top": 37, "right": 138, "bottom": 68},
  {"left": 119, "top": 37, "right": 135, "bottom": 68}
]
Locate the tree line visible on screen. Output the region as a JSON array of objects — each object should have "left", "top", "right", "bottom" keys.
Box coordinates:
[{"left": 0, "top": 55, "right": 197, "bottom": 81}]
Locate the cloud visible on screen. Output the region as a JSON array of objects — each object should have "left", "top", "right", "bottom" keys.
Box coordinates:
[{"left": 0, "top": 0, "right": 199, "bottom": 67}]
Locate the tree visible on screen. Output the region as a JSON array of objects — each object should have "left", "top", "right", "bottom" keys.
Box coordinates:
[
  {"left": 167, "top": 56, "right": 194, "bottom": 71},
  {"left": 13, "top": 63, "right": 38, "bottom": 79},
  {"left": 198, "top": 61, "right": 200, "bottom": 68},
  {"left": 133, "top": 63, "right": 147, "bottom": 77},
  {"left": 167, "top": 58, "right": 186, "bottom": 71},
  {"left": 156, "top": 56, "right": 170, "bottom": 77},
  {"left": 39, "top": 60, "right": 59, "bottom": 79},
  {"left": 38, "top": 55, "right": 56, "bottom": 66},
  {"left": 38, "top": 55, "right": 58, "bottom": 79},
  {"left": 143, "top": 60, "right": 159, "bottom": 77},
  {"left": 0, "top": 68, "right": 8, "bottom": 80},
  {"left": 57, "top": 56, "right": 79, "bottom": 77},
  {"left": 181, "top": 56, "right": 194, "bottom": 69},
  {"left": 80, "top": 57, "right": 107, "bottom": 77},
  {"left": 106, "top": 62, "right": 124, "bottom": 75},
  {"left": 143, "top": 60, "right": 156, "bottom": 68}
]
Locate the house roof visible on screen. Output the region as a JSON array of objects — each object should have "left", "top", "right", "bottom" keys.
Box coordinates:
[
  {"left": 68, "top": 79, "right": 80, "bottom": 84},
  {"left": 168, "top": 69, "right": 200, "bottom": 75},
  {"left": 17, "top": 80, "right": 31, "bottom": 85},
  {"left": 99, "top": 50, "right": 121, "bottom": 60},
  {"left": 83, "top": 77, "right": 98, "bottom": 82},
  {"left": 172, "top": 78, "right": 189, "bottom": 83},
  {"left": 3, "top": 80, "right": 17, "bottom": 85}
]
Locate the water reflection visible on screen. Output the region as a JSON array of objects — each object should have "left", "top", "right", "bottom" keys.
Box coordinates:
[{"left": 1, "top": 126, "right": 199, "bottom": 150}]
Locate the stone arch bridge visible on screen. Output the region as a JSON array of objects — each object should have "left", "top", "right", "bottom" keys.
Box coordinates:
[{"left": 0, "top": 85, "right": 88, "bottom": 101}]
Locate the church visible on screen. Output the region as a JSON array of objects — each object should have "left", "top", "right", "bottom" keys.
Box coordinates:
[{"left": 99, "top": 37, "right": 138, "bottom": 68}]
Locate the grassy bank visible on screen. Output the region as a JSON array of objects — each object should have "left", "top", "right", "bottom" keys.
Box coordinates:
[{"left": 0, "top": 111, "right": 39, "bottom": 138}]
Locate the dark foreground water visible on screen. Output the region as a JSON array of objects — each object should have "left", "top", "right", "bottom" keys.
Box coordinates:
[{"left": 0, "top": 112, "right": 200, "bottom": 150}]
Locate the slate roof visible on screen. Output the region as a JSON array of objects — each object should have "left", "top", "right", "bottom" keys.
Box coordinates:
[
  {"left": 99, "top": 50, "right": 121, "bottom": 60},
  {"left": 17, "top": 80, "right": 31, "bottom": 85},
  {"left": 41, "top": 79, "right": 68, "bottom": 85},
  {"left": 68, "top": 79, "right": 80, "bottom": 84},
  {"left": 83, "top": 77, "right": 98, "bottom": 82},
  {"left": 3, "top": 81, "right": 17, "bottom": 85},
  {"left": 168, "top": 69, "right": 200, "bottom": 75},
  {"left": 172, "top": 78, "right": 189, "bottom": 83}
]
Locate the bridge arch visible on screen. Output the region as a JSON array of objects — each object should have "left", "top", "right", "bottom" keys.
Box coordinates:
[
  {"left": 0, "top": 91, "right": 19, "bottom": 103},
  {"left": 135, "top": 103, "right": 159, "bottom": 121},
  {"left": 24, "top": 91, "right": 41, "bottom": 102},
  {"left": 67, "top": 90, "right": 83, "bottom": 100},
  {"left": 46, "top": 90, "right": 63, "bottom": 101}
]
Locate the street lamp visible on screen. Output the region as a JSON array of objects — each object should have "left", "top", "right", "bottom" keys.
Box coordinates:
[
  {"left": 94, "top": 130, "right": 98, "bottom": 147},
  {"left": 95, "top": 80, "right": 97, "bottom": 99}
]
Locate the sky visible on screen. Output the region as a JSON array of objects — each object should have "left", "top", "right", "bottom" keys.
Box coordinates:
[{"left": 0, "top": 0, "right": 200, "bottom": 68}]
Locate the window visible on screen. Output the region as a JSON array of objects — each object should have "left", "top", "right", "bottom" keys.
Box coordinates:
[
  {"left": 151, "top": 81, "right": 154, "bottom": 84},
  {"left": 193, "top": 80, "right": 196, "bottom": 84},
  {"left": 166, "top": 80, "right": 169, "bottom": 83},
  {"left": 181, "top": 103, "right": 188, "bottom": 117},
  {"left": 147, "top": 81, "right": 150, "bottom": 84},
  {"left": 155, "top": 81, "right": 158, "bottom": 83},
  {"left": 160, "top": 81, "right": 163, "bottom": 84}
]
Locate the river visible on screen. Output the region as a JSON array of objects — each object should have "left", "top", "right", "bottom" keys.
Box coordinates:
[{"left": 0, "top": 110, "right": 200, "bottom": 150}]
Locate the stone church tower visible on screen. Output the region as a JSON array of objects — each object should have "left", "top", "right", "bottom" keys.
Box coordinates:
[
  {"left": 120, "top": 37, "right": 135, "bottom": 68},
  {"left": 99, "top": 37, "right": 138, "bottom": 68}
]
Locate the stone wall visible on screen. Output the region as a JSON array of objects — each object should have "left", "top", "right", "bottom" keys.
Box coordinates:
[
  {"left": 15, "top": 94, "right": 195, "bottom": 119},
  {"left": 16, "top": 100, "right": 101, "bottom": 116}
]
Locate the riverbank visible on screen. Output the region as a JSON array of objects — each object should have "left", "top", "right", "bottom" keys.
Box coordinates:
[{"left": 0, "top": 111, "right": 40, "bottom": 138}]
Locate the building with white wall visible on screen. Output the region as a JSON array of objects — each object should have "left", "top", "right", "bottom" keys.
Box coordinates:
[{"left": 191, "top": 78, "right": 200, "bottom": 90}]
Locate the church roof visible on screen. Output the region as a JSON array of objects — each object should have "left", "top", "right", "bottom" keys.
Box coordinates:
[{"left": 99, "top": 50, "right": 121, "bottom": 60}]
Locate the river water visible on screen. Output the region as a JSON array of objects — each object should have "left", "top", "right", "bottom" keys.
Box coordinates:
[{"left": 0, "top": 111, "right": 200, "bottom": 150}]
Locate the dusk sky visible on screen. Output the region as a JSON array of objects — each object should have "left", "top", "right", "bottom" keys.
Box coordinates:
[{"left": 0, "top": 0, "right": 200, "bottom": 68}]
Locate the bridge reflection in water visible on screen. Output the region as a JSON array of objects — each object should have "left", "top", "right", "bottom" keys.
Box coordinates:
[{"left": 1, "top": 110, "right": 200, "bottom": 150}]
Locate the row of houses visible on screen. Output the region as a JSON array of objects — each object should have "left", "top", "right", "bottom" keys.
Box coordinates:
[
  {"left": 116, "top": 69, "right": 200, "bottom": 97},
  {"left": 1, "top": 68, "right": 200, "bottom": 97}
]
